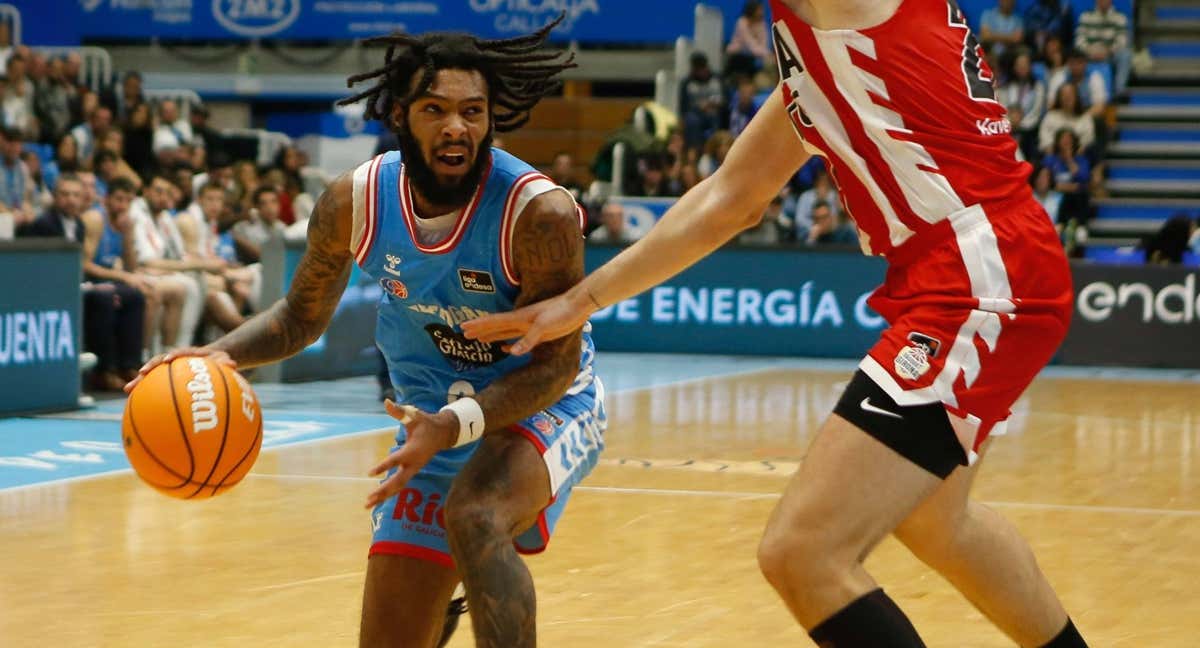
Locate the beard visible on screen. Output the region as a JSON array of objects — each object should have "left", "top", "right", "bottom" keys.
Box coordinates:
[{"left": 396, "top": 123, "right": 493, "bottom": 211}]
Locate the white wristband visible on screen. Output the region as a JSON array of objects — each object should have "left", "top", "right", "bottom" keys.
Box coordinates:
[{"left": 440, "top": 397, "right": 485, "bottom": 448}]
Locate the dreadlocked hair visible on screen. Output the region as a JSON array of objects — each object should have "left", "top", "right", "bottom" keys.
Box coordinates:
[{"left": 338, "top": 13, "right": 576, "bottom": 133}]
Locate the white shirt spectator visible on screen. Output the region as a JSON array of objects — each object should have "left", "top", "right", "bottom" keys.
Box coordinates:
[
  {"left": 153, "top": 119, "right": 194, "bottom": 154},
  {"left": 1, "top": 78, "right": 35, "bottom": 136},
  {"left": 130, "top": 198, "right": 186, "bottom": 264},
  {"left": 1038, "top": 109, "right": 1096, "bottom": 153}
]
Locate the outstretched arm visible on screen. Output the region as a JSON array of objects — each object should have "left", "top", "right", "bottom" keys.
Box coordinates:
[{"left": 462, "top": 87, "right": 810, "bottom": 351}]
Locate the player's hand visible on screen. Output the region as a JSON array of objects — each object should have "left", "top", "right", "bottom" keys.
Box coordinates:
[
  {"left": 364, "top": 400, "right": 457, "bottom": 509},
  {"left": 461, "top": 289, "right": 594, "bottom": 355},
  {"left": 124, "top": 347, "right": 236, "bottom": 393}
]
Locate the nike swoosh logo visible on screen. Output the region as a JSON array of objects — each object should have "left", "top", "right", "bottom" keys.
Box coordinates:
[{"left": 860, "top": 397, "right": 903, "bottom": 420}]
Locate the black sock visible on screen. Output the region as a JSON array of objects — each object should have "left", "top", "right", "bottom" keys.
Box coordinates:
[
  {"left": 1040, "top": 618, "right": 1087, "bottom": 648},
  {"left": 808, "top": 588, "right": 926, "bottom": 647}
]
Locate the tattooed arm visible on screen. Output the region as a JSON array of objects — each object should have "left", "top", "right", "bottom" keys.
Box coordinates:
[
  {"left": 475, "top": 188, "right": 585, "bottom": 432},
  {"left": 206, "top": 171, "right": 355, "bottom": 368}
]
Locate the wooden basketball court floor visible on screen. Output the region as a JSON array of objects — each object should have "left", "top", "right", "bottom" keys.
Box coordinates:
[{"left": 2, "top": 354, "right": 1198, "bottom": 647}]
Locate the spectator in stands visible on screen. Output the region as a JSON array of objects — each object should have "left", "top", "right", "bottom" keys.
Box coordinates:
[
  {"left": 81, "top": 177, "right": 186, "bottom": 357},
  {"left": 1000, "top": 50, "right": 1047, "bottom": 159},
  {"left": 272, "top": 145, "right": 305, "bottom": 223},
  {"left": 19, "top": 150, "right": 51, "bottom": 210},
  {"left": 801, "top": 201, "right": 858, "bottom": 247},
  {"left": 1076, "top": 0, "right": 1131, "bottom": 95},
  {"left": 97, "top": 130, "right": 143, "bottom": 190},
  {"left": 0, "top": 127, "right": 34, "bottom": 226},
  {"left": 980, "top": 0, "right": 1026, "bottom": 58},
  {"left": 1043, "top": 129, "right": 1090, "bottom": 193},
  {"left": 34, "top": 56, "right": 73, "bottom": 145},
  {"left": 76, "top": 170, "right": 102, "bottom": 212},
  {"left": 1041, "top": 36, "right": 1067, "bottom": 80},
  {"left": 698, "top": 129, "right": 734, "bottom": 179},
  {"left": 1192, "top": 216, "right": 1200, "bottom": 259},
  {"left": 631, "top": 154, "right": 677, "bottom": 198},
  {"left": 549, "top": 151, "right": 584, "bottom": 203},
  {"left": 729, "top": 76, "right": 761, "bottom": 138},
  {"left": 1039, "top": 83, "right": 1095, "bottom": 153},
  {"left": 44, "top": 133, "right": 78, "bottom": 190},
  {"left": 679, "top": 52, "right": 726, "bottom": 149},
  {"left": 101, "top": 71, "right": 146, "bottom": 123},
  {"left": 233, "top": 159, "right": 260, "bottom": 215},
  {"left": 725, "top": 1, "right": 770, "bottom": 81},
  {"left": 1142, "top": 214, "right": 1197, "bottom": 265},
  {"left": 678, "top": 163, "right": 702, "bottom": 194},
  {"left": 21, "top": 174, "right": 145, "bottom": 390},
  {"left": 1048, "top": 49, "right": 1108, "bottom": 119},
  {"left": 70, "top": 105, "right": 112, "bottom": 163},
  {"left": 189, "top": 103, "right": 224, "bottom": 161},
  {"left": 153, "top": 99, "right": 194, "bottom": 167},
  {"left": 739, "top": 195, "right": 787, "bottom": 246},
  {"left": 1043, "top": 128, "right": 1092, "bottom": 228},
  {"left": 122, "top": 102, "right": 156, "bottom": 180},
  {"left": 130, "top": 173, "right": 206, "bottom": 348},
  {"left": 1031, "top": 165, "right": 1064, "bottom": 224},
  {"left": 1024, "top": 0, "right": 1074, "bottom": 53},
  {"left": 587, "top": 201, "right": 637, "bottom": 244},
  {"left": 2, "top": 55, "right": 37, "bottom": 140},
  {"left": 175, "top": 181, "right": 248, "bottom": 332},
  {"left": 792, "top": 167, "right": 839, "bottom": 232},
  {"left": 233, "top": 185, "right": 285, "bottom": 264}
]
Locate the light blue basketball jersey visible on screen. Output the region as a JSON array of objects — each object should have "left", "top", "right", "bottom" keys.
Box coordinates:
[
  {"left": 93, "top": 218, "right": 123, "bottom": 269},
  {"left": 350, "top": 148, "right": 595, "bottom": 415}
]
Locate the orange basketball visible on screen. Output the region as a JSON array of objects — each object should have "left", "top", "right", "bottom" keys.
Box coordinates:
[{"left": 122, "top": 357, "right": 263, "bottom": 499}]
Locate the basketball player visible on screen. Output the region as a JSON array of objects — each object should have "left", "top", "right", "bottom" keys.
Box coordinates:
[
  {"left": 463, "top": 1, "right": 1087, "bottom": 647},
  {"left": 128, "top": 17, "right": 605, "bottom": 648}
]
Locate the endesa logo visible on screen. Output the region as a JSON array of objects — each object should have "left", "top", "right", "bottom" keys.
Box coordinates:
[
  {"left": 1077, "top": 274, "right": 1200, "bottom": 324},
  {"left": 213, "top": 0, "right": 301, "bottom": 37}
]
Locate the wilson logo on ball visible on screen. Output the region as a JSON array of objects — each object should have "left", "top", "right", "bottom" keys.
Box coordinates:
[{"left": 186, "top": 358, "right": 219, "bottom": 433}]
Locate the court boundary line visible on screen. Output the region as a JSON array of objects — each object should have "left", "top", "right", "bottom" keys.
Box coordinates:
[{"left": 244, "top": 474, "right": 1200, "bottom": 518}]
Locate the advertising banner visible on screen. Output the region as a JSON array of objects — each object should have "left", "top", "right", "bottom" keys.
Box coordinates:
[
  {"left": 1059, "top": 263, "right": 1200, "bottom": 368},
  {"left": 76, "top": 0, "right": 748, "bottom": 43},
  {"left": 585, "top": 245, "right": 889, "bottom": 357},
  {"left": 0, "top": 242, "right": 81, "bottom": 415}
]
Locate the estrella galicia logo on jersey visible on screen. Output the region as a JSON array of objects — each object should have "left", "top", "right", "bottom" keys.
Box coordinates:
[
  {"left": 380, "top": 278, "right": 408, "bottom": 299},
  {"left": 214, "top": 0, "right": 301, "bottom": 38},
  {"left": 906, "top": 332, "right": 942, "bottom": 358},
  {"left": 458, "top": 269, "right": 496, "bottom": 294},
  {"left": 425, "top": 323, "right": 510, "bottom": 372}
]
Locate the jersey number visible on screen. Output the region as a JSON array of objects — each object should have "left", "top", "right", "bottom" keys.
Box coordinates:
[{"left": 948, "top": 1, "right": 997, "bottom": 103}]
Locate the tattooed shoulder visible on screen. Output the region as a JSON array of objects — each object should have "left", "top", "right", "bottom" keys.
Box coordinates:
[{"left": 511, "top": 189, "right": 584, "bottom": 306}]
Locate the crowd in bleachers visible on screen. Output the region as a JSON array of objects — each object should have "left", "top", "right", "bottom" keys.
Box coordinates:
[
  {"left": 595, "top": 0, "right": 1150, "bottom": 257},
  {"left": 0, "top": 44, "right": 318, "bottom": 391}
]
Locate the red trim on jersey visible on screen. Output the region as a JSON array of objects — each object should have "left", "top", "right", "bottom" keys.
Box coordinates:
[
  {"left": 398, "top": 157, "right": 493, "bottom": 255},
  {"left": 499, "top": 172, "right": 551, "bottom": 286},
  {"left": 575, "top": 203, "right": 587, "bottom": 231},
  {"left": 508, "top": 423, "right": 549, "bottom": 453},
  {"left": 515, "top": 512, "right": 551, "bottom": 556},
  {"left": 354, "top": 154, "right": 384, "bottom": 267},
  {"left": 368, "top": 541, "right": 455, "bottom": 568}
]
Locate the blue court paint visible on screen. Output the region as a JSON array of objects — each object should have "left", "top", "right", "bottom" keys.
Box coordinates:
[{"left": 0, "top": 411, "right": 397, "bottom": 490}]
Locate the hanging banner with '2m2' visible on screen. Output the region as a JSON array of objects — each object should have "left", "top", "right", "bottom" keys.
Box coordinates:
[{"left": 75, "top": 1, "right": 748, "bottom": 43}]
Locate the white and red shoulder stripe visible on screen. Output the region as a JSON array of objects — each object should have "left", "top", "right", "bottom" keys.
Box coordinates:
[
  {"left": 350, "top": 154, "right": 385, "bottom": 267},
  {"left": 499, "top": 172, "right": 570, "bottom": 286}
]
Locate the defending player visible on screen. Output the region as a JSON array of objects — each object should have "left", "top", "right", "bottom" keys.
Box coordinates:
[
  {"left": 129, "top": 17, "right": 605, "bottom": 648},
  {"left": 463, "top": 1, "right": 1087, "bottom": 646}
]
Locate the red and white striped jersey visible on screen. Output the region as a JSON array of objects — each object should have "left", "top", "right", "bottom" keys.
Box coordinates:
[{"left": 768, "top": 0, "right": 1032, "bottom": 259}]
